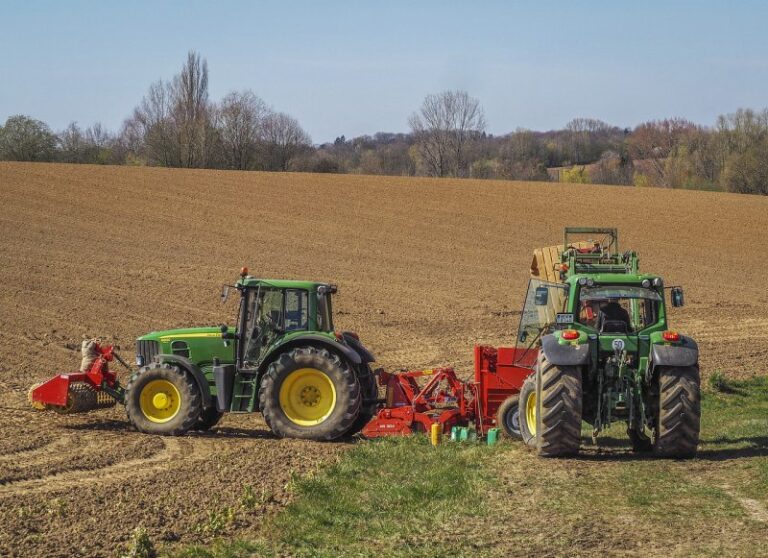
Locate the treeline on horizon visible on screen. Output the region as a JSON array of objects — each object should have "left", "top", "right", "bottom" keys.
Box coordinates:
[{"left": 1, "top": 51, "right": 767, "bottom": 195}]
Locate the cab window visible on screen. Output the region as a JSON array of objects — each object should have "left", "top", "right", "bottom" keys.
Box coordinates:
[
  {"left": 578, "top": 286, "right": 661, "bottom": 333},
  {"left": 285, "top": 289, "right": 309, "bottom": 331}
]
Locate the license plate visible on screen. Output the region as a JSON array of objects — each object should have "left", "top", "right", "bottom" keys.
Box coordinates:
[{"left": 556, "top": 313, "right": 574, "bottom": 324}]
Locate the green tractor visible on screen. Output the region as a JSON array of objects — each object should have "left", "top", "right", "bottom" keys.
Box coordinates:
[
  {"left": 517, "top": 228, "right": 700, "bottom": 458},
  {"left": 127, "top": 268, "right": 378, "bottom": 440}
]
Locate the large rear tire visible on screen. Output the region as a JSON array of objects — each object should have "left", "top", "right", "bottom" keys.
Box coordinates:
[
  {"left": 259, "top": 346, "right": 361, "bottom": 441},
  {"left": 536, "top": 355, "right": 582, "bottom": 457},
  {"left": 518, "top": 375, "right": 537, "bottom": 447},
  {"left": 653, "top": 366, "right": 700, "bottom": 458},
  {"left": 344, "top": 364, "right": 379, "bottom": 436},
  {"left": 126, "top": 362, "right": 202, "bottom": 435}
]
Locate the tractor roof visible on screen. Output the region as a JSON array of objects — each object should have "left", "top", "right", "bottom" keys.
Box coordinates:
[
  {"left": 237, "top": 277, "right": 333, "bottom": 291},
  {"left": 565, "top": 273, "right": 660, "bottom": 286}
]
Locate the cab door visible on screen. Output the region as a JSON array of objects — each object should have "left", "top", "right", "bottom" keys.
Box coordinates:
[
  {"left": 242, "top": 288, "right": 284, "bottom": 368},
  {"left": 516, "top": 278, "right": 569, "bottom": 353}
]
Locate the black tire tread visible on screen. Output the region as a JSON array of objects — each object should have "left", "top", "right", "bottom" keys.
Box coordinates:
[
  {"left": 344, "top": 364, "right": 379, "bottom": 436},
  {"left": 537, "top": 355, "right": 582, "bottom": 457},
  {"left": 496, "top": 394, "right": 522, "bottom": 440},
  {"left": 125, "top": 362, "right": 202, "bottom": 436},
  {"left": 258, "top": 346, "right": 361, "bottom": 441},
  {"left": 653, "top": 366, "right": 700, "bottom": 458}
]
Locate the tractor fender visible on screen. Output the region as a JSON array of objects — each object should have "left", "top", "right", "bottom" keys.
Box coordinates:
[
  {"left": 258, "top": 334, "right": 363, "bottom": 376},
  {"left": 341, "top": 332, "right": 376, "bottom": 363},
  {"left": 540, "top": 334, "right": 590, "bottom": 367},
  {"left": 154, "top": 354, "right": 213, "bottom": 408},
  {"left": 650, "top": 336, "right": 699, "bottom": 369}
]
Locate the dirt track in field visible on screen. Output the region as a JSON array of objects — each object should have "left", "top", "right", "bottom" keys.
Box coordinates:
[{"left": 1, "top": 162, "right": 767, "bottom": 557}]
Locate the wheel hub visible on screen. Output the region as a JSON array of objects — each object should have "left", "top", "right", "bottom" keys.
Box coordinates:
[
  {"left": 300, "top": 385, "right": 321, "bottom": 407},
  {"left": 152, "top": 392, "right": 170, "bottom": 409}
]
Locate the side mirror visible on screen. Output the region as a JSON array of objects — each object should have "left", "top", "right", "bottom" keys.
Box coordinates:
[
  {"left": 534, "top": 286, "right": 549, "bottom": 306},
  {"left": 220, "top": 285, "right": 230, "bottom": 304},
  {"left": 519, "top": 330, "right": 528, "bottom": 343},
  {"left": 670, "top": 287, "right": 685, "bottom": 308},
  {"left": 220, "top": 324, "right": 235, "bottom": 340}
]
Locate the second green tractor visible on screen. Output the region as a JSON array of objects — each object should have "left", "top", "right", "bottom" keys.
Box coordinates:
[{"left": 517, "top": 228, "right": 700, "bottom": 458}]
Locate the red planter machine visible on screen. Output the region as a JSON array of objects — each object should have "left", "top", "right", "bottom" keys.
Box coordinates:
[{"left": 362, "top": 344, "right": 537, "bottom": 438}]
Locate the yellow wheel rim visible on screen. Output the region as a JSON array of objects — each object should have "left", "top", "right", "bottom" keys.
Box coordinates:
[
  {"left": 139, "top": 379, "right": 181, "bottom": 423},
  {"left": 526, "top": 391, "right": 537, "bottom": 436},
  {"left": 279, "top": 368, "right": 337, "bottom": 426}
]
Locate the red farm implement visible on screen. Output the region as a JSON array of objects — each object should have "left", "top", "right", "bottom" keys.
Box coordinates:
[
  {"left": 29, "top": 342, "right": 127, "bottom": 413},
  {"left": 362, "top": 344, "right": 537, "bottom": 439}
]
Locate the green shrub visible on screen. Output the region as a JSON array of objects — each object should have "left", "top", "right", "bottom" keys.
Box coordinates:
[{"left": 121, "top": 527, "right": 156, "bottom": 558}]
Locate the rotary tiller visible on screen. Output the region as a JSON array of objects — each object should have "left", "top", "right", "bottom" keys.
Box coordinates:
[
  {"left": 29, "top": 342, "right": 128, "bottom": 413},
  {"left": 362, "top": 344, "right": 536, "bottom": 439}
]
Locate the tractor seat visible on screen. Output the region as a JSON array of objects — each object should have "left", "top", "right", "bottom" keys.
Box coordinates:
[
  {"left": 601, "top": 320, "right": 629, "bottom": 334},
  {"left": 598, "top": 302, "right": 631, "bottom": 334}
]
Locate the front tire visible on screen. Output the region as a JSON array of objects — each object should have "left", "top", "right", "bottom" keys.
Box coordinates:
[
  {"left": 653, "top": 366, "right": 700, "bottom": 458},
  {"left": 536, "top": 355, "right": 582, "bottom": 457},
  {"left": 125, "top": 362, "right": 202, "bottom": 435},
  {"left": 259, "top": 346, "right": 361, "bottom": 441}
]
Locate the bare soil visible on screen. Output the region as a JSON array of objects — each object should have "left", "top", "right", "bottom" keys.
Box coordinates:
[{"left": 1, "top": 162, "right": 767, "bottom": 556}]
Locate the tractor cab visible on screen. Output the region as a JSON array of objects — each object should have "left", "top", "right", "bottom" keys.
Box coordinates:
[{"left": 225, "top": 273, "right": 338, "bottom": 371}]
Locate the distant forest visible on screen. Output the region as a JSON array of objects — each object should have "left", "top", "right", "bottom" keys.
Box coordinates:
[{"left": 1, "top": 51, "right": 767, "bottom": 195}]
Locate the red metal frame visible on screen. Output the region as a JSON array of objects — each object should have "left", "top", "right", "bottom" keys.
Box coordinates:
[
  {"left": 31, "top": 343, "right": 120, "bottom": 408},
  {"left": 362, "top": 344, "right": 538, "bottom": 438}
]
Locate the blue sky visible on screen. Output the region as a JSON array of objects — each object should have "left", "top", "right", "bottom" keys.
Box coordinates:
[{"left": 1, "top": 0, "right": 766, "bottom": 143}]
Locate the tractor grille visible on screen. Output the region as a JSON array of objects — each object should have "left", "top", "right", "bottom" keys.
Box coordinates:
[{"left": 136, "top": 340, "right": 160, "bottom": 367}]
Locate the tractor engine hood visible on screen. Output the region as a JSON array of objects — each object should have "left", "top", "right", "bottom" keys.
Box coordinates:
[
  {"left": 137, "top": 326, "right": 229, "bottom": 343},
  {"left": 135, "top": 326, "right": 236, "bottom": 369}
]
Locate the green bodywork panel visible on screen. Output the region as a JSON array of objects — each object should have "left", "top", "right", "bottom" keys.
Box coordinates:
[{"left": 137, "top": 326, "right": 236, "bottom": 392}]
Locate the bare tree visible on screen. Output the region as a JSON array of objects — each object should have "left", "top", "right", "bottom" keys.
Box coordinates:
[
  {"left": 409, "top": 90, "right": 486, "bottom": 177},
  {"left": 261, "top": 112, "right": 311, "bottom": 171},
  {"left": 218, "top": 90, "right": 268, "bottom": 170},
  {"left": 58, "top": 122, "right": 87, "bottom": 163},
  {"left": 627, "top": 118, "right": 699, "bottom": 186},
  {"left": 85, "top": 122, "right": 111, "bottom": 149},
  {"left": 123, "top": 51, "right": 213, "bottom": 168},
  {"left": 171, "top": 51, "right": 211, "bottom": 168},
  {"left": 127, "top": 79, "right": 177, "bottom": 166},
  {"left": 564, "top": 118, "right": 614, "bottom": 165}
]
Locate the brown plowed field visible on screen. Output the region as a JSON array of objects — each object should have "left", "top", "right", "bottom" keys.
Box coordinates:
[{"left": 1, "top": 162, "right": 767, "bottom": 557}]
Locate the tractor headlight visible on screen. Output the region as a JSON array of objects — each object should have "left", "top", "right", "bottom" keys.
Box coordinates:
[
  {"left": 578, "top": 277, "right": 588, "bottom": 286},
  {"left": 653, "top": 277, "right": 663, "bottom": 288},
  {"left": 586, "top": 278, "right": 595, "bottom": 287},
  {"left": 641, "top": 279, "right": 651, "bottom": 288},
  {"left": 136, "top": 354, "right": 144, "bottom": 367}
]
